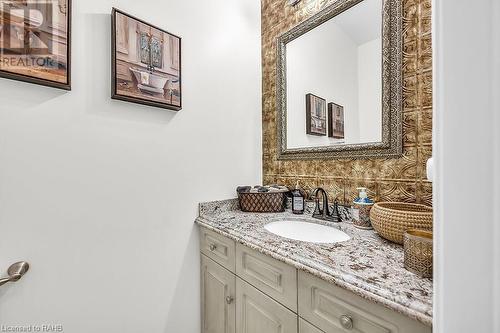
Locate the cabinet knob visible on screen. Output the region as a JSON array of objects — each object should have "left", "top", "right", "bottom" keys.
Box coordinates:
[
  {"left": 225, "top": 296, "right": 234, "bottom": 304},
  {"left": 339, "top": 315, "right": 353, "bottom": 330},
  {"left": 209, "top": 244, "right": 217, "bottom": 251}
]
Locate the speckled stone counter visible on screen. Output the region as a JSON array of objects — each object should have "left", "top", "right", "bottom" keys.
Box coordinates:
[{"left": 195, "top": 199, "right": 433, "bottom": 326}]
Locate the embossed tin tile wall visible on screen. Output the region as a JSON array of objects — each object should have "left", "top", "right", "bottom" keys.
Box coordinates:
[{"left": 262, "top": 0, "right": 433, "bottom": 206}]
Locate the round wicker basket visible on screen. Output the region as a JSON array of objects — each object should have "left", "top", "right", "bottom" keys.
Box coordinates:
[{"left": 370, "top": 202, "right": 433, "bottom": 244}]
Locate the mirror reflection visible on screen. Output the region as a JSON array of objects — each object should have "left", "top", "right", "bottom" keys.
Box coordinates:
[{"left": 286, "top": 0, "right": 382, "bottom": 149}]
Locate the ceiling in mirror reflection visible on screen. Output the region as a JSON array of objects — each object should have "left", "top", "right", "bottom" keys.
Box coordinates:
[
  {"left": 334, "top": 0, "right": 381, "bottom": 45},
  {"left": 286, "top": 0, "right": 382, "bottom": 150}
]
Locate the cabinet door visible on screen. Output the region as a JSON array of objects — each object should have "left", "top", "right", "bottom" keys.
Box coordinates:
[
  {"left": 299, "top": 319, "right": 324, "bottom": 333},
  {"left": 236, "top": 278, "right": 297, "bottom": 333},
  {"left": 201, "top": 254, "right": 236, "bottom": 333}
]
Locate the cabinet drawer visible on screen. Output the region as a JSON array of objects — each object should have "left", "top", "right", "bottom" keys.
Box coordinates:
[
  {"left": 200, "top": 227, "right": 236, "bottom": 272},
  {"left": 298, "top": 271, "right": 431, "bottom": 333},
  {"left": 299, "top": 319, "right": 324, "bottom": 333},
  {"left": 236, "top": 277, "right": 297, "bottom": 333},
  {"left": 236, "top": 243, "right": 297, "bottom": 312}
]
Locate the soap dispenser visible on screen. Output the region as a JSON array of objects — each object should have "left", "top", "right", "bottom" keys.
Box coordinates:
[
  {"left": 291, "top": 181, "right": 305, "bottom": 215},
  {"left": 352, "top": 187, "right": 374, "bottom": 229}
]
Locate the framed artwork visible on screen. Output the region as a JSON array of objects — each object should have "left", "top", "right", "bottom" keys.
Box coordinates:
[
  {"left": 306, "top": 93, "right": 327, "bottom": 136},
  {"left": 111, "top": 8, "right": 182, "bottom": 111},
  {"left": 328, "top": 102, "right": 345, "bottom": 139},
  {"left": 0, "top": 0, "right": 72, "bottom": 90}
]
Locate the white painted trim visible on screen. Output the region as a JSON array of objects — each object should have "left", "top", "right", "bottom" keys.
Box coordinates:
[
  {"left": 493, "top": 0, "right": 500, "bottom": 330},
  {"left": 431, "top": 0, "right": 442, "bottom": 330},
  {"left": 433, "top": 1, "right": 498, "bottom": 332}
]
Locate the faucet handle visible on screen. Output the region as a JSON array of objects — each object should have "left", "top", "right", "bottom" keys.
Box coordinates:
[{"left": 329, "top": 198, "right": 343, "bottom": 222}]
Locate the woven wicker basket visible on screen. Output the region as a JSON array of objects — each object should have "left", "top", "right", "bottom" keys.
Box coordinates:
[
  {"left": 370, "top": 202, "right": 433, "bottom": 244},
  {"left": 404, "top": 229, "right": 433, "bottom": 278},
  {"left": 238, "top": 192, "right": 286, "bottom": 213}
]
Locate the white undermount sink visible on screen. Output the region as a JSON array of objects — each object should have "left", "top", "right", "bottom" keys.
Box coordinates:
[{"left": 264, "top": 220, "right": 350, "bottom": 244}]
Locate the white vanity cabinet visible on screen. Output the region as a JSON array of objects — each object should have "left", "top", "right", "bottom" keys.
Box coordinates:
[
  {"left": 200, "top": 226, "right": 236, "bottom": 272},
  {"left": 298, "top": 272, "right": 431, "bottom": 333},
  {"left": 201, "top": 255, "right": 236, "bottom": 333},
  {"left": 236, "top": 278, "right": 297, "bottom": 333},
  {"left": 199, "top": 227, "right": 431, "bottom": 333},
  {"left": 236, "top": 244, "right": 297, "bottom": 312},
  {"left": 299, "top": 319, "right": 324, "bottom": 333}
]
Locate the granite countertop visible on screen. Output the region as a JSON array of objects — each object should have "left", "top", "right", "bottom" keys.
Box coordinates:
[{"left": 195, "top": 199, "right": 433, "bottom": 326}]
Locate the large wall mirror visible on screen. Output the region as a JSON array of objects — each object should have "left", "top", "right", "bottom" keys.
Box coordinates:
[{"left": 277, "top": 0, "right": 402, "bottom": 159}]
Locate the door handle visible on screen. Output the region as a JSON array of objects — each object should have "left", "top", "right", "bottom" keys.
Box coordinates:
[{"left": 0, "top": 261, "right": 29, "bottom": 287}]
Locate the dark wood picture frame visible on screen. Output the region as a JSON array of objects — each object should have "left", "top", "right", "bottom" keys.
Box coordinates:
[
  {"left": 111, "top": 8, "right": 182, "bottom": 111},
  {"left": 328, "top": 102, "right": 345, "bottom": 139},
  {"left": 0, "top": 0, "right": 72, "bottom": 90},
  {"left": 305, "top": 93, "right": 327, "bottom": 136}
]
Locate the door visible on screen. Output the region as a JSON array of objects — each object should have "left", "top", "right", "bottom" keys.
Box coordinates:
[
  {"left": 299, "top": 319, "right": 324, "bottom": 333},
  {"left": 201, "top": 254, "right": 236, "bottom": 333},
  {"left": 236, "top": 277, "right": 297, "bottom": 333}
]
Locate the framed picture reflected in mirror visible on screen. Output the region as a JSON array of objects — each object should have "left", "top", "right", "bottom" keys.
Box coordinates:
[
  {"left": 306, "top": 93, "right": 327, "bottom": 136},
  {"left": 328, "top": 102, "right": 345, "bottom": 140}
]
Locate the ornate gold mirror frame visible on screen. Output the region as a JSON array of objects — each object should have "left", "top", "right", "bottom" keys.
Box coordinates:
[{"left": 276, "top": 0, "right": 402, "bottom": 160}]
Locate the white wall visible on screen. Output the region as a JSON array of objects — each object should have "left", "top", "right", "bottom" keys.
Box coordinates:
[
  {"left": 0, "top": 1, "right": 262, "bottom": 332},
  {"left": 358, "top": 38, "right": 382, "bottom": 143},
  {"left": 433, "top": 0, "right": 499, "bottom": 332},
  {"left": 494, "top": 1, "right": 500, "bottom": 330},
  {"left": 287, "top": 18, "right": 359, "bottom": 148}
]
